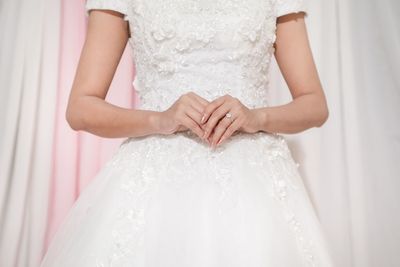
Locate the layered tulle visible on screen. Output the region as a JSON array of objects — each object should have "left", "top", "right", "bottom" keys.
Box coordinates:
[{"left": 41, "top": 131, "right": 333, "bottom": 266}]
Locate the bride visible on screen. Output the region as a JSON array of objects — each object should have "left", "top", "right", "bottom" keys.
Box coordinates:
[{"left": 41, "top": 0, "right": 334, "bottom": 266}]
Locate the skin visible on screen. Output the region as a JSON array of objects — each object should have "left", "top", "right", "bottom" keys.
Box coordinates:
[{"left": 66, "top": 10, "right": 328, "bottom": 149}]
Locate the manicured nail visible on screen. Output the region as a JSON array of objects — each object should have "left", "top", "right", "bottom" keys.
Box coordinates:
[
  {"left": 217, "top": 137, "right": 223, "bottom": 145},
  {"left": 201, "top": 114, "right": 205, "bottom": 123},
  {"left": 203, "top": 130, "right": 207, "bottom": 139}
]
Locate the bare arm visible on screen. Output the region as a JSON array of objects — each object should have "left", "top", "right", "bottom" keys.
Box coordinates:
[
  {"left": 255, "top": 12, "right": 329, "bottom": 134},
  {"left": 66, "top": 10, "right": 161, "bottom": 138}
]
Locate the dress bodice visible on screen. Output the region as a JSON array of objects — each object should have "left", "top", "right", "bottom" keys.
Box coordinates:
[{"left": 86, "top": 0, "right": 307, "bottom": 111}]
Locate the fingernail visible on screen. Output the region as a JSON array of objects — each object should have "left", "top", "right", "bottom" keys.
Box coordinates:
[
  {"left": 201, "top": 114, "right": 205, "bottom": 123},
  {"left": 203, "top": 131, "right": 207, "bottom": 139}
]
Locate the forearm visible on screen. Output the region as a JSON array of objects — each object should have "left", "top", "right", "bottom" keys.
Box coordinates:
[
  {"left": 66, "top": 96, "right": 162, "bottom": 138},
  {"left": 254, "top": 92, "right": 329, "bottom": 134}
]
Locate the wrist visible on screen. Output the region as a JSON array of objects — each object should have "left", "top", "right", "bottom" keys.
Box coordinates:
[
  {"left": 148, "top": 111, "right": 164, "bottom": 135},
  {"left": 253, "top": 108, "right": 269, "bottom": 132}
]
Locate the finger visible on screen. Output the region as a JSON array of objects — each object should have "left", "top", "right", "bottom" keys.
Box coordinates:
[
  {"left": 210, "top": 116, "right": 234, "bottom": 147},
  {"left": 201, "top": 96, "right": 226, "bottom": 124},
  {"left": 183, "top": 106, "right": 206, "bottom": 138},
  {"left": 186, "top": 91, "right": 209, "bottom": 110},
  {"left": 203, "top": 103, "right": 232, "bottom": 139},
  {"left": 186, "top": 94, "right": 210, "bottom": 123},
  {"left": 190, "top": 93, "right": 210, "bottom": 107},
  {"left": 216, "top": 118, "right": 241, "bottom": 146},
  {"left": 185, "top": 105, "right": 204, "bottom": 125},
  {"left": 189, "top": 98, "right": 208, "bottom": 115},
  {"left": 181, "top": 115, "right": 205, "bottom": 139}
]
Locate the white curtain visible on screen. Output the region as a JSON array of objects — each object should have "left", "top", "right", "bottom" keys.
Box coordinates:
[
  {"left": 0, "top": 0, "right": 60, "bottom": 266},
  {"left": 270, "top": 0, "right": 400, "bottom": 266},
  {"left": 0, "top": 0, "right": 399, "bottom": 266}
]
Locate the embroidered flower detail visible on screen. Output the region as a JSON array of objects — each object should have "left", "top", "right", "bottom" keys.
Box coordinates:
[{"left": 151, "top": 23, "right": 176, "bottom": 42}]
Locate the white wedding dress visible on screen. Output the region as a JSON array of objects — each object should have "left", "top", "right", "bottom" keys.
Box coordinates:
[{"left": 41, "top": 0, "right": 334, "bottom": 266}]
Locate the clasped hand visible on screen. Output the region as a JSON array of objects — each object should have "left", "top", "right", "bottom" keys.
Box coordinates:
[{"left": 160, "top": 92, "right": 263, "bottom": 148}]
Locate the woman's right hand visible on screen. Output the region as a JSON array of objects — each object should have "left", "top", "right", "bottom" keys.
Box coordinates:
[{"left": 157, "top": 92, "right": 210, "bottom": 139}]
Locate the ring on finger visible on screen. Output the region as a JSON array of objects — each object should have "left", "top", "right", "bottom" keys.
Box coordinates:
[{"left": 225, "top": 112, "right": 234, "bottom": 122}]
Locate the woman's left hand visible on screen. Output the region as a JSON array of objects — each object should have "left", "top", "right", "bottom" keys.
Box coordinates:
[{"left": 200, "top": 94, "right": 264, "bottom": 148}]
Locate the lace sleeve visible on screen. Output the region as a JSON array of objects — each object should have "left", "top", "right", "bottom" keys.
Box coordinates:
[
  {"left": 85, "top": 0, "right": 130, "bottom": 21},
  {"left": 273, "top": 0, "right": 308, "bottom": 18}
]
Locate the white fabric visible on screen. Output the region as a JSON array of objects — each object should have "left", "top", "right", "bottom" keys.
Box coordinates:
[
  {"left": 85, "top": 0, "right": 129, "bottom": 21},
  {"left": 40, "top": 0, "right": 335, "bottom": 266},
  {"left": 0, "top": 0, "right": 60, "bottom": 266},
  {"left": 274, "top": 0, "right": 307, "bottom": 17}
]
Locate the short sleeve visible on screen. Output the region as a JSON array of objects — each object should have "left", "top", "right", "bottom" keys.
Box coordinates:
[
  {"left": 85, "top": 0, "right": 129, "bottom": 21},
  {"left": 273, "top": 0, "right": 308, "bottom": 18}
]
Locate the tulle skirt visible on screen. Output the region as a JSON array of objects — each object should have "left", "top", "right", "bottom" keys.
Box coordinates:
[{"left": 40, "top": 131, "right": 334, "bottom": 267}]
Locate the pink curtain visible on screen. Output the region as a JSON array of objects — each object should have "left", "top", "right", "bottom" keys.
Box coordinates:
[{"left": 43, "top": 0, "right": 136, "bottom": 253}]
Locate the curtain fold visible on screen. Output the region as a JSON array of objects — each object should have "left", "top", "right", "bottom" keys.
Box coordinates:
[
  {"left": 0, "top": 0, "right": 60, "bottom": 266},
  {"left": 347, "top": 1, "right": 400, "bottom": 266}
]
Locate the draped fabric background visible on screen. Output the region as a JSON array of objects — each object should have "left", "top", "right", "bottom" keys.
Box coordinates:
[
  {"left": 0, "top": 0, "right": 399, "bottom": 266},
  {"left": 0, "top": 0, "right": 60, "bottom": 266}
]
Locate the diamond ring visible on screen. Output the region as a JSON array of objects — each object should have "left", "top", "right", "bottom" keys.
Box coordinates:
[{"left": 225, "top": 112, "right": 233, "bottom": 121}]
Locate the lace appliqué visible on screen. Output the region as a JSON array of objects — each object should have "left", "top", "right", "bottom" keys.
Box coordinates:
[
  {"left": 266, "top": 135, "right": 318, "bottom": 267},
  {"left": 92, "top": 130, "right": 322, "bottom": 266},
  {"left": 125, "top": 0, "right": 278, "bottom": 112},
  {"left": 93, "top": 138, "right": 164, "bottom": 266}
]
